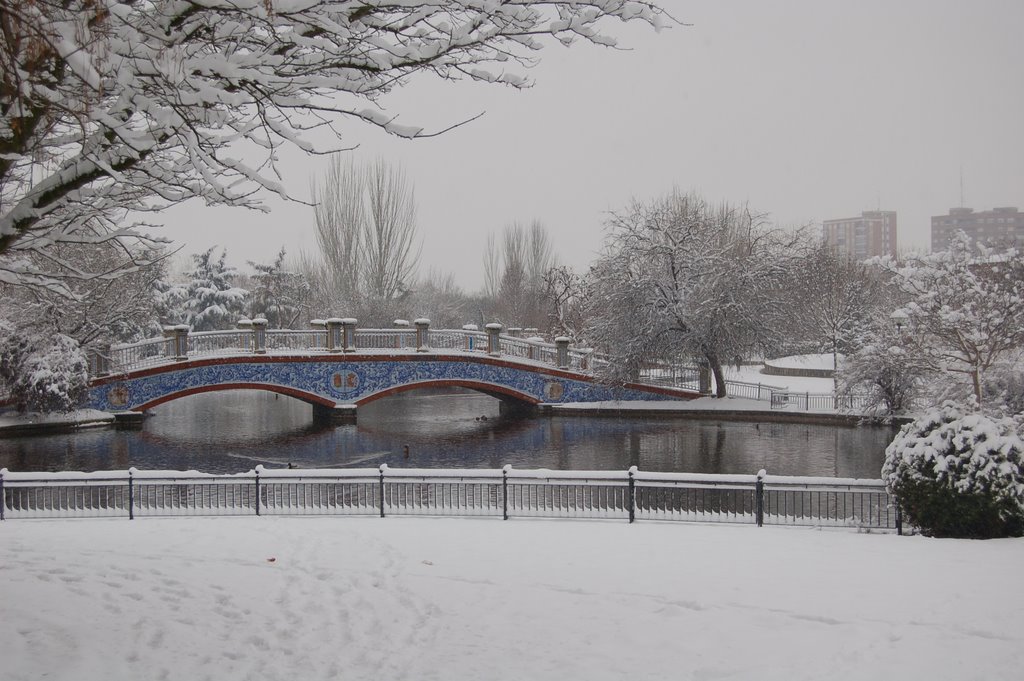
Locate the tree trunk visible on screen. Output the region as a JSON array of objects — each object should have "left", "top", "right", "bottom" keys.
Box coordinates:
[
  {"left": 971, "top": 368, "right": 983, "bottom": 406},
  {"left": 706, "top": 351, "right": 727, "bottom": 398}
]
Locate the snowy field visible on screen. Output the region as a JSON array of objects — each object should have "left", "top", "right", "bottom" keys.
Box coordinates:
[{"left": 1, "top": 517, "right": 1021, "bottom": 681}]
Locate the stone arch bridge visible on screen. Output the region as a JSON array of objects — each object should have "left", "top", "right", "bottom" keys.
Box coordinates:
[{"left": 87, "top": 323, "right": 700, "bottom": 421}]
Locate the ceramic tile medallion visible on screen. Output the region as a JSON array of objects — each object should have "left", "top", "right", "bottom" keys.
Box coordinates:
[
  {"left": 543, "top": 380, "right": 564, "bottom": 401},
  {"left": 328, "top": 369, "right": 361, "bottom": 396},
  {"left": 87, "top": 355, "right": 685, "bottom": 412}
]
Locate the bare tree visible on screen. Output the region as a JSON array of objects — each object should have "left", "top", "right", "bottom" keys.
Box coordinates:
[
  {"left": 310, "top": 157, "right": 365, "bottom": 312},
  {"left": 363, "top": 160, "right": 421, "bottom": 309},
  {"left": 1, "top": 1, "right": 670, "bottom": 291},
  {"left": 408, "top": 269, "right": 471, "bottom": 329},
  {"left": 306, "top": 157, "right": 420, "bottom": 324},
  {"left": 484, "top": 220, "right": 555, "bottom": 328},
  {"left": 784, "top": 241, "right": 884, "bottom": 369},
  {"left": 542, "top": 265, "right": 588, "bottom": 340},
  {"left": 483, "top": 232, "right": 502, "bottom": 301}
]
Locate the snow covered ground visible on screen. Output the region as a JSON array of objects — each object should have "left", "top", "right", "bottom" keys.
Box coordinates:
[
  {"left": 764, "top": 353, "right": 841, "bottom": 371},
  {"left": 1, "top": 517, "right": 1021, "bottom": 681},
  {"left": 0, "top": 408, "right": 114, "bottom": 433},
  {"left": 721, "top": 363, "right": 835, "bottom": 394}
]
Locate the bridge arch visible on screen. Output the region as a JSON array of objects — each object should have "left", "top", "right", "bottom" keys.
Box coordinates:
[
  {"left": 355, "top": 379, "right": 540, "bottom": 409},
  {"left": 132, "top": 383, "right": 336, "bottom": 412}
]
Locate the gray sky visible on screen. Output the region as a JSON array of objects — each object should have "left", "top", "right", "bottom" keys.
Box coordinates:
[{"left": 160, "top": 0, "right": 1024, "bottom": 290}]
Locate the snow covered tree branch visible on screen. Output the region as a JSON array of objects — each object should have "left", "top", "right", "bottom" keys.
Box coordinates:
[
  {"left": 585, "top": 191, "right": 801, "bottom": 397},
  {"left": 1, "top": 0, "right": 670, "bottom": 288},
  {"left": 872, "top": 233, "right": 1024, "bottom": 405}
]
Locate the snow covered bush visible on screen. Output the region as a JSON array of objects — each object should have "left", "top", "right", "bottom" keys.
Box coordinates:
[
  {"left": 0, "top": 324, "right": 88, "bottom": 413},
  {"left": 883, "top": 402, "right": 1024, "bottom": 538}
]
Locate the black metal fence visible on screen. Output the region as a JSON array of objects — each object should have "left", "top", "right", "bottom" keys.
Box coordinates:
[{"left": 0, "top": 466, "right": 901, "bottom": 533}]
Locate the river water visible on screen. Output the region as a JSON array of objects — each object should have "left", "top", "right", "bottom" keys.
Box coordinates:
[{"left": 0, "top": 389, "right": 898, "bottom": 478}]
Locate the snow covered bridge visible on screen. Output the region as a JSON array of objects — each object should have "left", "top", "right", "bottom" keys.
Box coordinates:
[{"left": 87, "top": 321, "right": 699, "bottom": 421}]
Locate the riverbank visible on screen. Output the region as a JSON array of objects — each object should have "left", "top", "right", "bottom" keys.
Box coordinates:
[
  {"left": 1, "top": 516, "right": 1020, "bottom": 681},
  {"left": 0, "top": 409, "right": 114, "bottom": 436},
  {"left": 546, "top": 397, "right": 910, "bottom": 426}
]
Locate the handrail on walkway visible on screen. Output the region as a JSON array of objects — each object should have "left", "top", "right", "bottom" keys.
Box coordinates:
[{"left": 0, "top": 466, "right": 902, "bottom": 533}]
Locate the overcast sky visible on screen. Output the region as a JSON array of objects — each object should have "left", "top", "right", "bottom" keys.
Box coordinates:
[{"left": 159, "top": 0, "right": 1024, "bottom": 290}]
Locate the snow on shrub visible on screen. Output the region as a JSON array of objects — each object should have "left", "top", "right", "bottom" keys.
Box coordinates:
[
  {"left": 883, "top": 402, "right": 1024, "bottom": 538},
  {"left": 0, "top": 324, "right": 89, "bottom": 413}
]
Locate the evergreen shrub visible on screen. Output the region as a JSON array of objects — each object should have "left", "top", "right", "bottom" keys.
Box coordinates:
[{"left": 883, "top": 402, "right": 1024, "bottom": 538}]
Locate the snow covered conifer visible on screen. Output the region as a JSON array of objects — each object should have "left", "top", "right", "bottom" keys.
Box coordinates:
[
  {"left": 248, "top": 248, "right": 309, "bottom": 329},
  {"left": 883, "top": 402, "right": 1024, "bottom": 538},
  {"left": 181, "top": 248, "right": 248, "bottom": 331}
]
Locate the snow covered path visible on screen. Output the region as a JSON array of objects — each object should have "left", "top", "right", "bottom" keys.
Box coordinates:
[{"left": 1, "top": 517, "right": 1021, "bottom": 680}]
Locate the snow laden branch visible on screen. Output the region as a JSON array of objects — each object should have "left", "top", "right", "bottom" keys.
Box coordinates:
[{"left": 0, "top": 0, "right": 670, "bottom": 289}]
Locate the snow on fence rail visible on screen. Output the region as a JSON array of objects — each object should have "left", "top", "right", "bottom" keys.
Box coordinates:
[{"left": 0, "top": 466, "right": 902, "bottom": 532}]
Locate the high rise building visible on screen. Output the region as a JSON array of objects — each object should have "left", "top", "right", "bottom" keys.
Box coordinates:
[
  {"left": 822, "top": 211, "right": 898, "bottom": 260},
  {"left": 931, "top": 207, "right": 1024, "bottom": 251}
]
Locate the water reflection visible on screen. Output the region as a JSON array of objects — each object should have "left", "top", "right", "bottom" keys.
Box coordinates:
[{"left": 0, "top": 389, "right": 897, "bottom": 477}]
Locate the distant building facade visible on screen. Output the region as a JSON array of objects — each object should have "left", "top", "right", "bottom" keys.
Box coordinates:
[
  {"left": 931, "top": 207, "right": 1024, "bottom": 251},
  {"left": 822, "top": 211, "right": 898, "bottom": 260}
]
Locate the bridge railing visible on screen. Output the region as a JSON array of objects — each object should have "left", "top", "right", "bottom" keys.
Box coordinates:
[
  {"left": 355, "top": 329, "right": 417, "bottom": 350},
  {"left": 0, "top": 466, "right": 901, "bottom": 532},
  {"left": 189, "top": 330, "right": 252, "bottom": 356},
  {"left": 99, "top": 326, "right": 611, "bottom": 375},
  {"left": 108, "top": 336, "right": 170, "bottom": 373},
  {"left": 266, "top": 329, "right": 325, "bottom": 352}
]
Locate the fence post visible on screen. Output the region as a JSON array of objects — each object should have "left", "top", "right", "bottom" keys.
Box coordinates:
[
  {"left": 379, "top": 464, "right": 387, "bottom": 518},
  {"left": 251, "top": 318, "right": 268, "bottom": 354},
  {"left": 0, "top": 468, "right": 6, "bottom": 521},
  {"left": 341, "top": 318, "right": 358, "bottom": 352},
  {"left": 486, "top": 323, "right": 502, "bottom": 356},
  {"left": 173, "top": 324, "right": 190, "bottom": 360},
  {"left": 755, "top": 469, "right": 766, "bottom": 527},
  {"left": 310, "top": 319, "right": 327, "bottom": 349},
  {"left": 128, "top": 467, "right": 135, "bottom": 520},
  {"left": 502, "top": 464, "right": 511, "bottom": 520},
  {"left": 627, "top": 465, "right": 637, "bottom": 523},
  {"left": 325, "top": 318, "right": 343, "bottom": 352},
  {"left": 254, "top": 466, "right": 261, "bottom": 516},
  {"left": 555, "top": 336, "right": 571, "bottom": 370},
  {"left": 414, "top": 318, "right": 431, "bottom": 352},
  {"left": 394, "top": 320, "right": 410, "bottom": 348},
  {"left": 237, "top": 318, "right": 253, "bottom": 353}
]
